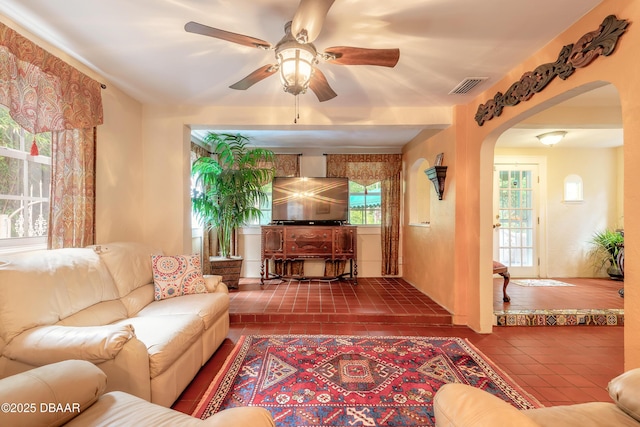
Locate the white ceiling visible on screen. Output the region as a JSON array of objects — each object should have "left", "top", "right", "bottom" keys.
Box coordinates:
[{"left": 0, "top": 0, "right": 621, "bottom": 150}]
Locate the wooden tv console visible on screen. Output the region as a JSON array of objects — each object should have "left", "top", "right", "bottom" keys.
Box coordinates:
[{"left": 260, "top": 225, "right": 357, "bottom": 285}]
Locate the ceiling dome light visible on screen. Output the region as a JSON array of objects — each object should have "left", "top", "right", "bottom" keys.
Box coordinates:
[{"left": 536, "top": 131, "right": 567, "bottom": 146}]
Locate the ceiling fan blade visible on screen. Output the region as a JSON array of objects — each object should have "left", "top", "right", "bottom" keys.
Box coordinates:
[
  {"left": 229, "top": 65, "right": 278, "bottom": 90},
  {"left": 324, "top": 46, "right": 400, "bottom": 67},
  {"left": 291, "top": 0, "right": 335, "bottom": 44},
  {"left": 309, "top": 68, "right": 337, "bottom": 102},
  {"left": 184, "top": 21, "right": 272, "bottom": 49}
]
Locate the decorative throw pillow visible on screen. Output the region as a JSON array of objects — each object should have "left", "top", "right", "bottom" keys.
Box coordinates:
[
  {"left": 181, "top": 256, "right": 208, "bottom": 296},
  {"left": 151, "top": 254, "right": 207, "bottom": 300}
]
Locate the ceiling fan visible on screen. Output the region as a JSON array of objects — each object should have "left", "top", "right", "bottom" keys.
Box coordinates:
[{"left": 184, "top": 0, "right": 400, "bottom": 102}]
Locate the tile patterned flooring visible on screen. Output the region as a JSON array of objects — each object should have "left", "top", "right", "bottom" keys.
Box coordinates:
[
  {"left": 228, "top": 277, "right": 452, "bottom": 325},
  {"left": 172, "top": 276, "right": 625, "bottom": 416},
  {"left": 494, "top": 277, "right": 623, "bottom": 311}
]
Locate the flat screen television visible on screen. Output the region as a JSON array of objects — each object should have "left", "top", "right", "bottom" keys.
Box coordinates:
[{"left": 271, "top": 177, "right": 349, "bottom": 224}]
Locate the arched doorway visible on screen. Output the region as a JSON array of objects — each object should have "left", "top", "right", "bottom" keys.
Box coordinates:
[{"left": 482, "top": 82, "right": 624, "bottom": 326}]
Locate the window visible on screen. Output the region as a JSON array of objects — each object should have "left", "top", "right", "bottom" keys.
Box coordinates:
[
  {"left": 211, "top": 182, "right": 271, "bottom": 227},
  {"left": 189, "top": 150, "right": 202, "bottom": 229},
  {"left": 349, "top": 181, "right": 381, "bottom": 225},
  {"left": 0, "top": 106, "right": 51, "bottom": 247},
  {"left": 254, "top": 182, "right": 272, "bottom": 226}
]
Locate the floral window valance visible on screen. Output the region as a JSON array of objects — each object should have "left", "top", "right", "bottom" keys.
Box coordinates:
[
  {"left": 0, "top": 22, "right": 103, "bottom": 134},
  {"left": 326, "top": 154, "right": 402, "bottom": 186},
  {"left": 191, "top": 141, "right": 210, "bottom": 160},
  {"left": 274, "top": 154, "right": 300, "bottom": 177},
  {"left": 255, "top": 154, "right": 300, "bottom": 178}
]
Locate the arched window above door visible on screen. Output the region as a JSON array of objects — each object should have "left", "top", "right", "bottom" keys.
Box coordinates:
[{"left": 563, "top": 174, "right": 584, "bottom": 202}]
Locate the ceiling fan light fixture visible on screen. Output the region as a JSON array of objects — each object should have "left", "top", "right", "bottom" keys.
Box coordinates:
[
  {"left": 275, "top": 22, "right": 318, "bottom": 96},
  {"left": 536, "top": 131, "right": 567, "bottom": 146},
  {"left": 277, "top": 43, "right": 316, "bottom": 96}
]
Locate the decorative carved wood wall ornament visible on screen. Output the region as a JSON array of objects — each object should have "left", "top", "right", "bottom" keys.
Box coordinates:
[{"left": 475, "top": 15, "right": 628, "bottom": 126}]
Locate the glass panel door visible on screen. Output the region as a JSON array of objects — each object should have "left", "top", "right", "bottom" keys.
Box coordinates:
[{"left": 493, "top": 164, "right": 539, "bottom": 277}]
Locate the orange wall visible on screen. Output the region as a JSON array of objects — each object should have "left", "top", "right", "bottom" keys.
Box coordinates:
[
  {"left": 402, "top": 127, "right": 458, "bottom": 318},
  {"left": 403, "top": 0, "right": 640, "bottom": 367}
]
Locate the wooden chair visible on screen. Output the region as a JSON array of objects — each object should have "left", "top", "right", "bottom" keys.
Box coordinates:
[{"left": 493, "top": 261, "right": 511, "bottom": 302}]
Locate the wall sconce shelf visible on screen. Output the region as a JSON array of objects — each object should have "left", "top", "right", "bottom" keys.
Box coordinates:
[{"left": 425, "top": 166, "right": 447, "bottom": 200}]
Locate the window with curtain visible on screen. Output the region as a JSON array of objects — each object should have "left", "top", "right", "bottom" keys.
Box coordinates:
[
  {"left": 326, "top": 154, "right": 402, "bottom": 275},
  {"left": 0, "top": 106, "right": 51, "bottom": 250},
  {"left": 0, "top": 22, "right": 103, "bottom": 249}
]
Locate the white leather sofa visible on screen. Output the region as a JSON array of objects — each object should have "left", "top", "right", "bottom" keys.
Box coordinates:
[
  {"left": 434, "top": 368, "right": 640, "bottom": 426},
  {"left": 0, "top": 242, "right": 230, "bottom": 407},
  {"left": 0, "top": 359, "right": 275, "bottom": 427}
]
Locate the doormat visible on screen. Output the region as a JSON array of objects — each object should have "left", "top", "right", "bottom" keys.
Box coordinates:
[
  {"left": 193, "top": 335, "right": 541, "bottom": 426},
  {"left": 511, "top": 279, "right": 575, "bottom": 287}
]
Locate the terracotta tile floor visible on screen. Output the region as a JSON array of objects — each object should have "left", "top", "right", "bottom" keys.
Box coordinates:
[
  {"left": 172, "top": 276, "right": 625, "bottom": 416},
  {"left": 494, "top": 276, "right": 623, "bottom": 311},
  {"left": 228, "top": 277, "right": 452, "bottom": 325}
]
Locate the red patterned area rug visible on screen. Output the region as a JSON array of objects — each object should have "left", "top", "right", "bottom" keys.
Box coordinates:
[{"left": 193, "top": 335, "right": 541, "bottom": 426}]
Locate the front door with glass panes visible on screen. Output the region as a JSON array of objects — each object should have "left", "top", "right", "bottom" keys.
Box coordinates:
[{"left": 493, "top": 164, "right": 539, "bottom": 277}]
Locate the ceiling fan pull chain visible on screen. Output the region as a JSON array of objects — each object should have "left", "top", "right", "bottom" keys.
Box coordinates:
[{"left": 294, "top": 94, "right": 300, "bottom": 124}]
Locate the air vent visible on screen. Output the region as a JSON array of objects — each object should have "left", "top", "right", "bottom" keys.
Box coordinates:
[{"left": 449, "top": 77, "right": 488, "bottom": 94}]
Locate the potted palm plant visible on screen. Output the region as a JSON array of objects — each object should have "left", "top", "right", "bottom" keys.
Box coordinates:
[
  {"left": 588, "top": 228, "right": 624, "bottom": 280},
  {"left": 191, "top": 133, "right": 275, "bottom": 288}
]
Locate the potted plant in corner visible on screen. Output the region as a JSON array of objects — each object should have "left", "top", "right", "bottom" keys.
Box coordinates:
[
  {"left": 588, "top": 228, "right": 624, "bottom": 280},
  {"left": 191, "top": 133, "right": 275, "bottom": 289}
]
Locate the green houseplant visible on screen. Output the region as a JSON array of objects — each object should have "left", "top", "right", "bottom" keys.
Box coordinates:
[
  {"left": 192, "top": 132, "right": 275, "bottom": 261},
  {"left": 588, "top": 228, "right": 624, "bottom": 280}
]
